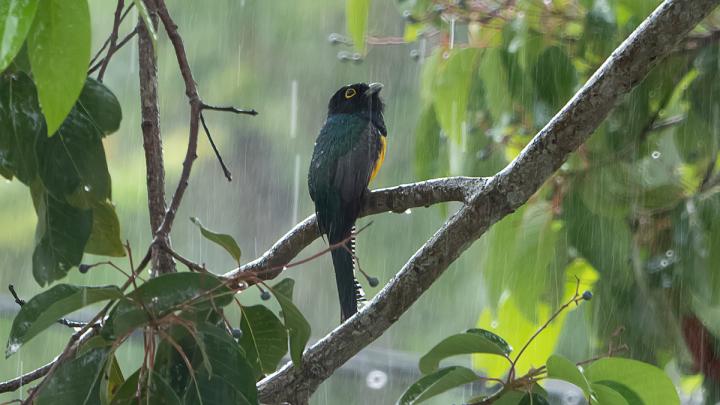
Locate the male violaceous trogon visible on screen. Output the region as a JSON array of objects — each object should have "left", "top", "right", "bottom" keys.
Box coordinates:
[{"left": 308, "top": 82, "right": 387, "bottom": 322}]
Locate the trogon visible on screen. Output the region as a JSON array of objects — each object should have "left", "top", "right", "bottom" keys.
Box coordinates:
[{"left": 308, "top": 82, "right": 387, "bottom": 322}]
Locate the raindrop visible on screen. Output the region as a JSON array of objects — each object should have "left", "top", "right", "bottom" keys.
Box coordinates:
[
  {"left": 292, "top": 154, "right": 301, "bottom": 225},
  {"left": 337, "top": 51, "right": 352, "bottom": 62},
  {"left": 662, "top": 274, "right": 672, "bottom": 288},
  {"left": 449, "top": 17, "right": 456, "bottom": 49},
  {"left": 660, "top": 259, "right": 669, "bottom": 268},
  {"left": 404, "top": 209, "right": 412, "bottom": 214},
  {"left": 651, "top": 151, "right": 661, "bottom": 159},
  {"left": 328, "top": 33, "right": 342, "bottom": 44},
  {"left": 83, "top": 185, "right": 92, "bottom": 192},
  {"left": 665, "top": 250, "right": 675, "bottom": 258},
  {"left": 490, "top": 320, "right": 498, "bottom": 329},
  {"left": 290, "top": 80, "right": 298, "bottom": 139},
  {"left": 366, "top": 369, "right": 388, "bottom": 390},
  {"left": 409, "top": 49, "right": 420, "bottom": 60}
]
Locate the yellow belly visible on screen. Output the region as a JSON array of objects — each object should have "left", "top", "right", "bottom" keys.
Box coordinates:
[{"left": 370, "top": 135, "right": 387, "bottom": 182}]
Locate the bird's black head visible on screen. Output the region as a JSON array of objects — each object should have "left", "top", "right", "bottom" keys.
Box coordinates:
[{"left": 327, "top": 82, "right": 384, "bottom": 117}]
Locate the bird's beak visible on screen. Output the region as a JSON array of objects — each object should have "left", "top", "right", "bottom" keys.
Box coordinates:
[{"left": 365, "top": 82, "right": 383, "bottom": 96}]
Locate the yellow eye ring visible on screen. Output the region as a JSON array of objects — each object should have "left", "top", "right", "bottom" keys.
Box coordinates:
[{"left": 344, "top": 88, "right": 357, "bottom": 99}]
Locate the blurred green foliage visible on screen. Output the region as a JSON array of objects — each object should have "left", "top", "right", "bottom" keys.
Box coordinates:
[
  {"left": 388, "top": 0, "right": 720, "bottom": 402},
  {"left": 1, "top": 0, "right": 720, "bottom": 403}
]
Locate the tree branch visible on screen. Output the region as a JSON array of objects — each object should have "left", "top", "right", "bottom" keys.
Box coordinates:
[
  {"left": 222, "top": 176, "right": 482, "bottom": 281},
  {"left": 255, "top": 0, "right": 720, "bottom": 402},
  {"left": 138, "top": 0, "right": 176, "bottom": 276}
]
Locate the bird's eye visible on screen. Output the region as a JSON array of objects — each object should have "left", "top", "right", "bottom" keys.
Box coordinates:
[{"left": 344, "top": 88, "right": 357, "bottom": 99}]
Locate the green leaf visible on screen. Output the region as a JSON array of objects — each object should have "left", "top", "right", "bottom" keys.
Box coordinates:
[
  {"left": 346, "top": 0, "right": 370, "bottom": 54},
  {"left": 36, "top": 345, "right": 109, "bottom": 405},
  {"left": 27, "top": 0, "right": 91, "bottom": 135},
  {"left": 36, "top": 82, "right": 113, "bottom": 202},
  {"left": 6, "top": 284, "right": 122, "bottom": 357},
  {"left": 478, "top": 48, "right": 512, "bottom": 123},
  {"left": 100, "top": 355, "right": 125, "bottom": 405},
  {"left": 532, "top": 46, "right": 577, "bottom": 110},
  {"left": 519, "top": 393, "right": 550, "bottom": 405},
  {"left": 106, "top": 272, "right": 235, "bottom": 338},
  {"left": 585, "top": 358, "right": 680, "bottom": 405},
  {"left": 591, "top": 383, "right": 629, "bottom": 405},
  {"left": 0, "top": 0, "right": 39, "bottom": 72},
  {"left": 31, "top": 185, "right": 94, "bottom": 286},
  {"left": 491, "top": 390, "right": 525, "bottom": 405},
  {"left": 474, "top": 259, "right": 598, "bottom": 379},
  {"left": 482, "top": 202, "right": 561, "bottom": 317},
  {"left": 0, "top": 71, "right": 42, "bottom": 184},
  {"left": 432, "top": 48, "right": 481, "bottom": 144},
  {"left": 191, "top": 217, "right": 242, "bottom": 264},
  {"left": 413, "top": 105, "right": 443, "bottom": 180},
  {"left": 270, "top": 278, "right": 311, "bottom": 368},
  {"left": 84, "top": 200, "right": 125, "bottom": 257},
  {"left": 77, "top": 78, "right": 122, "bottom": 137},
  {"left": 418, "top": 329, "right": 511, "bottom": 374},
  {"left": 153, "top": 322, "right": 258, "bottom": 405},
  {"left": 403, "top": 22, "right": 422, "bottom": 42},
  {"left": 546, "top": 354, "right": 591, "bottom": 397},
  {"left": 397, "top": 366, "right": 478, "bottom": 405},
  {"left": 239, "top": 305, "right": 288, "bottom": 378},
  {"left": 110, "top": 369, "right": 182, "bottom": 405}
]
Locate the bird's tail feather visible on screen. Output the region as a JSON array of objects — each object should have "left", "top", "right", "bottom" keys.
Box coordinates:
[{"left": 330, "top": 226, "right": 364, "bottom": 322}]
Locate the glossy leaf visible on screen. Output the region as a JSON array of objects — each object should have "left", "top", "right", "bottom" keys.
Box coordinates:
[
  {"left": 153, "top": 322, "right": 258, "bottom": 405},
  {"left": 106, "top": 272, "right": 235, "bottom": 338},
  {"left": 271, "top": 278, "right": 311, "bottom": 368},
  {"left": 546, "top": 354, "right": 591, "bottom": 397},
  {"left": 519, "top": 393, "right": 550, "bottom": 405},
  {"left": 36, "top": 82, "right": 113, "bottom": 202},
  {"left": 586, "top": 358, "right": 680, "bottom": 405},
  {"left": 591, "top": 383, "right": 629, "bottom": 405},
  {"left": 239, "top": 305, "right": 288, "bottom": 378},
  {"left": 0, "top": 71, "right": 42, "bottom": 184},
  {"left": 491, "top": 390, "right": 525, "bottom": 405},
  {"left": 27, "top": 0, "right": 91, "bottom": 135},
  {"left": 397, "top": 366, "right": 478, "bottom": 405},
  {"left": 84, "top": 200, "right": 125, "bottom": 257},
  {"left": 36, "top": 345, "right": 109, "bottom": 405},
  {"left": 31, "top": 186, "right": 93, "bottom": 286},
  {"left": 110, "top": 369, "right": 182, "bottom": 405},
  {"left": 346, "top": 0, "right": 370, "bottom": 54},
  {"left": 76, "top": 78, "right": 122, "bottom": 137},
  {"left": 191, "top": 217, "right": 242, "bottom": 264},
  {"left": 419, "top": 328, "right": 511, "bottom": 374},
  {"left": 0, "top": 0, "right": 39, "bottom": 72},
  {"left": 100, "top": 355, "right": 125, "bottom": 405},
  {"left": 6, "top": 284, "right": 122, "bottom": 357}
]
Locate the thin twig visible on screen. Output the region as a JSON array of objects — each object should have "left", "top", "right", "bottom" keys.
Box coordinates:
[
  {"left": 200, "top": 103, "right": 258, "bottom": 116},
  {"left": 199, "top": 112, "right": 233, "bottom": 181},
  {"left": 97, "top": 0, "right": 125, "bottom": 82},
  {"left": 159, "top": 244, "right": 208, "bottom": 273},
  {"left": 89, "top": 28, "right": 138, "bottom": 75},
  {"left": 89, "top": 2, "right": 135, "bottom": 67}
]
